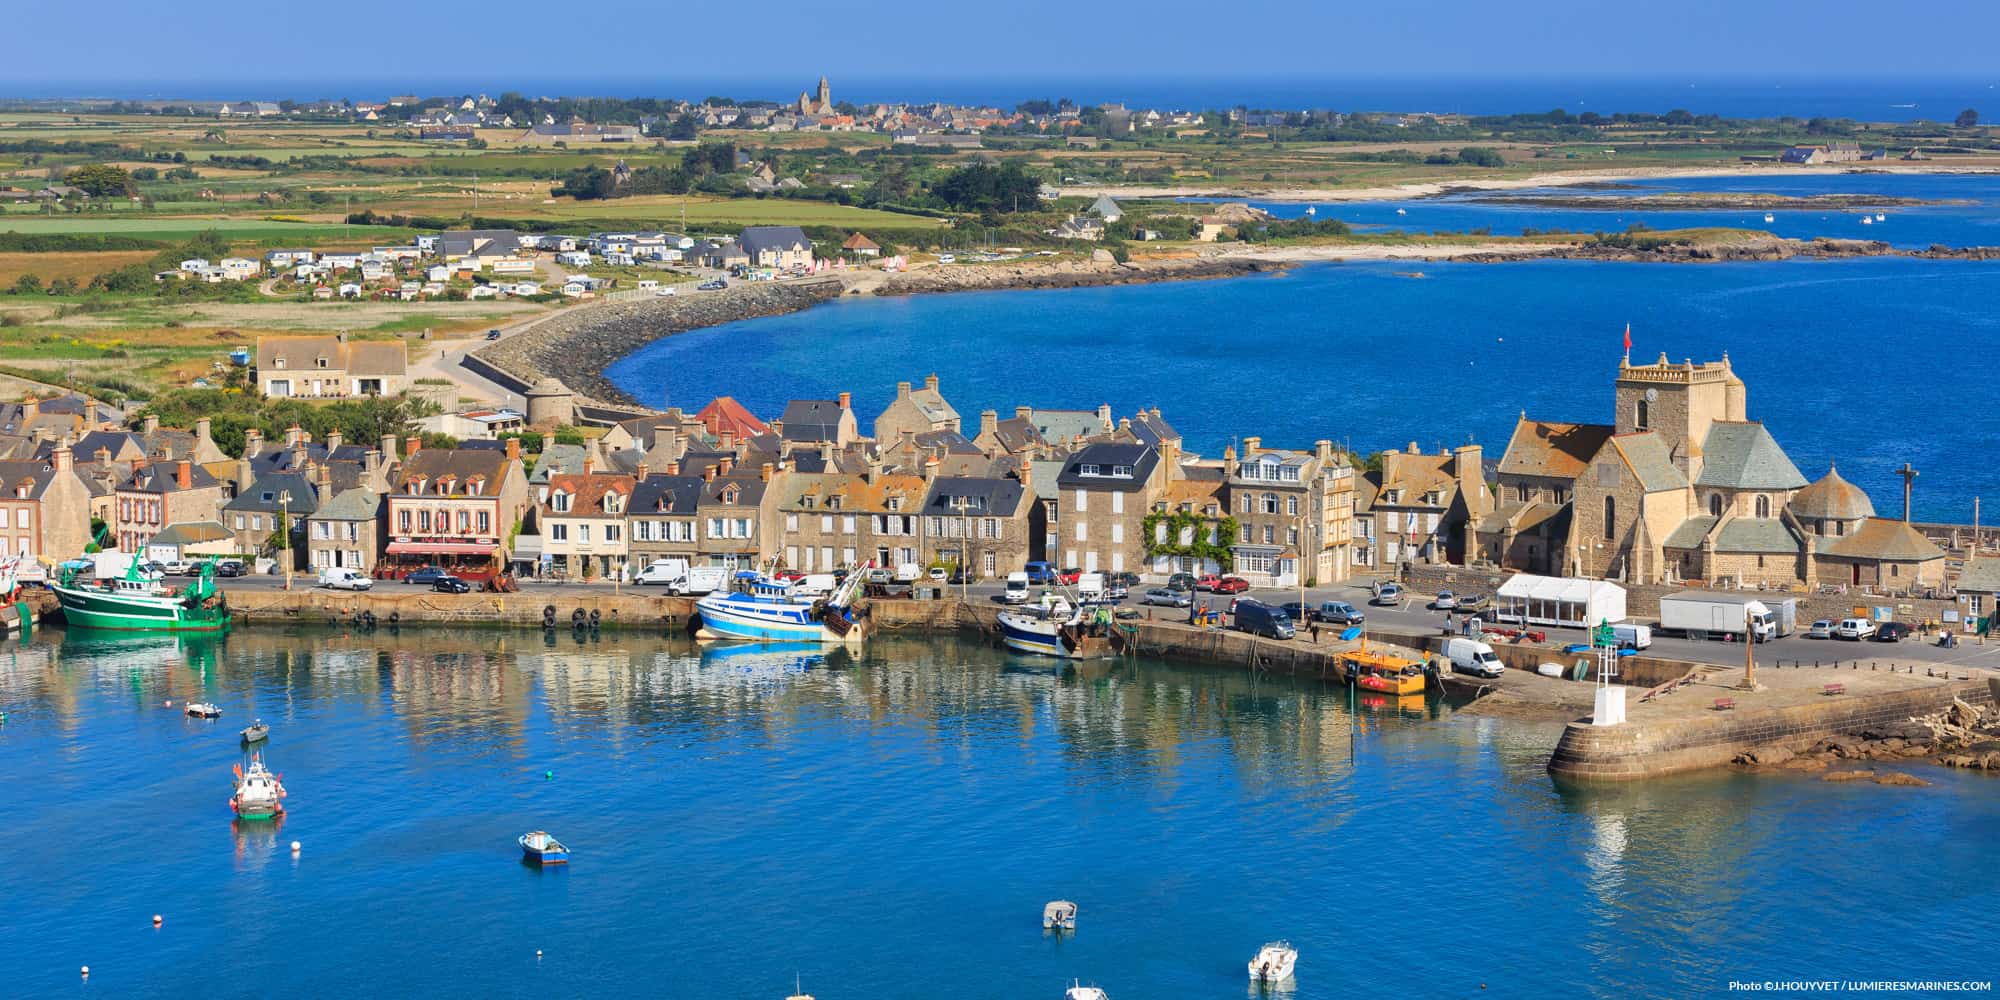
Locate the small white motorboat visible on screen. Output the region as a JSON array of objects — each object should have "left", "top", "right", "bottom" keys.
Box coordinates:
[
  {"left": 1763, "top": 213, "right": 1775, "bottom": 223},
  {"left": 1248, "top": 941, "right": 1297, "bottom": 982},
  {"left": 1875, "top": 212, "right": 1887, "bottom": 222},
  {"left": 1043, "top": 899, "right": 1078, "bottom": 930},
  {"left": 230, "top": 756, "right": 286, "bottom": 819},
  {"left": 186, "top": 702, "right": 221, "bottom": 719},
  {"left": 1859, "top": 215, "right": 1873, "bottom": 225},
  {"left": 1065, "top": 982, "right": 1109, "bottom": 1000},
  {"left": 1395, "top": 207, "right": 1408, "bottom": 215},
  {"left": 240, "top": 719, "right": 269, "bottom": 743}
]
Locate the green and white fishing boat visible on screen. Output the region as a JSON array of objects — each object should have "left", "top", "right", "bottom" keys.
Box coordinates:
[{"left": 52, "top": 559, "right": 232, "bottom": 633}]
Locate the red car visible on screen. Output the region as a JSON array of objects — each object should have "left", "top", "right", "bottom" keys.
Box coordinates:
[
  {"left": 1057, "top": 568, "right": 1082, "bottom": 585},
  {"left": 1194, "top": 574, "right": 1223, "bottom": 592},
  {"left": 772, "top": 569, "right": 805, "bottom": 582},
  {"left": 1211, "top": 575, "right": 1250, "bottom": 594}
]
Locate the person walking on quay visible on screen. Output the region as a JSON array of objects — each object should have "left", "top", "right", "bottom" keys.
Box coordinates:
[{"left": 1309, "top": 620, "right": 1321, "bottom": 644}]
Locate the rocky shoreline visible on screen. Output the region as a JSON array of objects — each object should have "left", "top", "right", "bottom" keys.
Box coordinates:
[
  {"left": 1453, "top": 236, "right": 2000, "bottom": 264},
  {"left": 1469, "top": 192, "right": 1957, "bottom": 211},
  {"left": 1733, "top": 692, "right": 2000, "bottom": 783},
  {"left": 871, "top": 253, "right": 1284, "bottom": 295}
]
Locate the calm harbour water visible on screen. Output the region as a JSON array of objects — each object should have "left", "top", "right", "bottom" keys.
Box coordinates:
[{"left": 3, "top": 626, "right": 1995, "bottom": 998}]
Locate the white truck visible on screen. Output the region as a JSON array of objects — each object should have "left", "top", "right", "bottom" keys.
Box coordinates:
[
  {"left": 1658, "top": 591, "right": 1783, "bottom": 642},
  {"left": 93, "top": 551, "right": 156, "bottom": 581},
  {"left": 668, "top": 565, "right": 728, "bottom": 596}
]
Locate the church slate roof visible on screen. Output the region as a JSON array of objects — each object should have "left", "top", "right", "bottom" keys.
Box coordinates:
[
  {"left": 1713, "top": 517, "right": 1800, "bottom": 554},
  {"left": 1663, "top": 515, "right": 1719, "bottom": 550},
  {"left": 1609, "top": 432, "right": 1689, "bottom": 493},
  {"left": 1696, "top": 422, "right": 1807, "bottom": 491},
  {"left": 1818, "top": 518, "right": 1945, "bottom": 562}
]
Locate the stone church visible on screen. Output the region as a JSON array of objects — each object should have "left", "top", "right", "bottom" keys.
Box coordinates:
[
  {"left": 1477, "top": 353, "right": 1944, "bottom": 593},
  {"left": 796, "top": 77, "right": 833, "bottom": 117}
]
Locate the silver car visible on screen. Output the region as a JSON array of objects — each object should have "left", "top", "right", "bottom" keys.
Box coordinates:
[{"left": 1141, "top": 587, "right": 1191, "bottom": 608}]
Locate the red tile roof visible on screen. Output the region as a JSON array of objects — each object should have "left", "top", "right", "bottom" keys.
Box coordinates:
[{"left": 697, "top": 396, "right": 769, "bottom": 441}]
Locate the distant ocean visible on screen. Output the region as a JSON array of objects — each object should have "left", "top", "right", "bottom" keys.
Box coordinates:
[{"left": 7, "top": 76, "right": 1999, "bottom": 122}]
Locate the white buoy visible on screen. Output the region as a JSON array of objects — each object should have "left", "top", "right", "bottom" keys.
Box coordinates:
[
  {"left": 152, "top": 914, "right": 163, "bottom": 927},
  {"left": 81, "top": 966, "right": 90, "bottom": 977},
  {"left": 536, "top": 950, "right": 543, "bottom": 959},
  {"left": 290, "top": 841, "right": 301, "bottom": 854}
]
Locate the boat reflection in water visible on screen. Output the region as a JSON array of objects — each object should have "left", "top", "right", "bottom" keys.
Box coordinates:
[
  {"left": 230, "top": 812, "right": 287, "bottom": 872},
  {"left": 59, "top": 627, "right": 226, "bottom": 675}
]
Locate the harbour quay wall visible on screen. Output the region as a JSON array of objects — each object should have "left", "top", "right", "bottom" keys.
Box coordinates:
[
  {"left": 228, "top": 587, "right": 696, "bottom": 631},
  {"left": 1547, "top": 680, "right": 1996, "bottom": 782}
]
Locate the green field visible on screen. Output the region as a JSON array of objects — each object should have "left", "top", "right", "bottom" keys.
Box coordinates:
[{"left": 0, "top": 216, "right": 417, "bottom": 245}]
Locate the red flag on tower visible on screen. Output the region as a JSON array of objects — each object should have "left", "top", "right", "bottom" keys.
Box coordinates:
[{"left": 1622, "top": 323, "right": 1632, "bottom": 357}]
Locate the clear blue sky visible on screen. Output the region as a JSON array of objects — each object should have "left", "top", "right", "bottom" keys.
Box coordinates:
[{"left": 6, "top": 0, "right": 1998, "bottom": 97}]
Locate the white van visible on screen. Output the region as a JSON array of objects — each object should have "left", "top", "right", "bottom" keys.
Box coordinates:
[
  {"left": 1075, "top": 572, "right": 1105, "bottom": 602},
  {"left": 1610, "top": 623, "right": 1652, "bottom": 650},
  {"left": 794, "top": 573, "right": 837, "bottom": 598},
  {"left": 894, "top": 562, "right": 923, "bottom": 583},
  {"left": 318, "top": 566, "right": 373, "bottom": 591},
  {"left": 1003, "top": 572, "right": 1031, "bottom": 604},
  {"left": 634, "top": 558, "right": 689, "bottom": 587},
  {"left": 1444, "top": 637, "right": 1504, "bottom": 678},
  {"left": 669, "top": 566, "right": 728, "bottom": 596}
]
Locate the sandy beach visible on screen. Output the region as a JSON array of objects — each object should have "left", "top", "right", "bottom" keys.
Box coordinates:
[{"left": 1056, "top": 162, "right": 2000, "bottom": 204}]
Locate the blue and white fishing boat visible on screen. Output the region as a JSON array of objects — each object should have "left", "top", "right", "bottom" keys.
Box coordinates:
[
  {"left": 519, "top": 830, "right": 568, "bottom": 865},
  {"left": 997, "top": 597, "right": 1112, "bottom": 660},
  {"left": 694, "top": 570, "right": 867, "bottom": 644}
]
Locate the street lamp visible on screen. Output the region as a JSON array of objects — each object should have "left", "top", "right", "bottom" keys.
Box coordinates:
[{"left": 278, "top": 489, "right": 293, "bottom": 591}]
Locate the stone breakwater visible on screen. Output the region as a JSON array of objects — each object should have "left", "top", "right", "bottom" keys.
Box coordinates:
[
  {"left": 871, "top": 254, "right": 1284, "bottom": 295},
  {"left": 473, "top": 279, "right": 846, "bottom": 406}
]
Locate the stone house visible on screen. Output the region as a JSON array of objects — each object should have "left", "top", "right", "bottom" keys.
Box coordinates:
[
  {"left": 1225, "top": 437, "right": 1357, "bottom": 587},
  {"left": 114, "top": 459, "right": 225, "bottom": 555},
  {"left": 1355, "top": 443, "right": 1486, "bottom": 572},
  {"left": 307, "top": 489, "right": 383, "bottom": 574},
  {"left": 972, "top": 407, "right": 1050, "bottom": 459},
  {"left": 223, "top": 468, "right": 321, "bottom": 566},
  {"left": 1956, "top": 557, "right": 2000, "bottom": 632},
  {"left": 539, "top": 470, "right": 635, "bottom": 578},
  {"left": 626, "top": 473, "right": 706, "bottom": 569},
  {"left": 1056, "top": 442, "right": 1164, "bottom": 576},
  {"left": 384, "top": 439, "right": 530, "bottom": 579},
  {"left": 255, "top": 336, "right": 409, "bottom": 399},
  {"left": 694, "top": 462, "right": 773, "bottom": 570},
  {"left": 0, "top": 447, "right": 92, "bottom": 562},
  {"left": 738, "top": 226, "right": 814, "bottom": 270},
  {"left": 872, "top": 374, "right": 960, "bottom": 444},
  {"left": 921, "top": 474, "right": 1033, "bottom": 579},
  {"left": 775, "top": 469, "right": 929, "bottom": 574},
  {"left": 1475, "top": 417, "right": 1612, "bottom": 575},
  {"left": 1146, "top": 465, "right": 1228, "bottom": 578},
  {"left": 776, "top": 394, "right": 860, "bottom": 448}
]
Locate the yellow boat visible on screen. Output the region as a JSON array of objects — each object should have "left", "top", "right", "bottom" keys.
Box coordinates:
[{"left": 1342, "top": 645, "right": 1428, "bottom": 697}]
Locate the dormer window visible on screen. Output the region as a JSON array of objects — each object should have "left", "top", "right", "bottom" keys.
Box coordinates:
[
  {"left": 551, "top": 491, "right": 572, "bottom": 512},
  {"left": 604, "top": 491, "right": 623, "bottom": 514},
  {"left": 827, "top": 496, "right": 841, "bottom": 510},
  {"left": 802, "top": 495, "right": 816, "bottom": 508},
  {"left": 1079, "top": 463, "right": 1101, "bottom": 476},
  {"left": 466, "top": 476, "right": 485, "bottom": 496},
  {"left": 274, "top": 357, "right": 287, "bottom": 369},
  {"left": 721, "top": 484, "right": 740, "bottom": 504},
  {"left": 1111, "top": 464, "right": 1133, "bottom": 477},
  {"left": 886, "top": 497, "right": 902, "bottom": 511},
  {"left": 315, "top": 356, "right": 329, "bottom": 368},
  {"left": 261, "top": 491, "right": 275, "bottom": 502}
]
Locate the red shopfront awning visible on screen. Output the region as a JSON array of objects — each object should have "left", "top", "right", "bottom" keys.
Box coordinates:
[{"left": 386, "top": 541, "right": 501, "bottom": 556}]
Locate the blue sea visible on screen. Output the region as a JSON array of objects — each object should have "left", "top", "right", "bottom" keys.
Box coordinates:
[{"left": 5, "top": 627, "right": 1996, "bottom": 998}]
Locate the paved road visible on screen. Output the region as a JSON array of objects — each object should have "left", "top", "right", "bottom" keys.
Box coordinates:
[{"left": 221, "top": 571, "right": 2000, "bottom": 671}]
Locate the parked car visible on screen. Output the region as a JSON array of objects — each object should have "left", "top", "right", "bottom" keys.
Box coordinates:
[
  {"left": 431, "top": 575, "right": 473, "bottom": 594},
  {"left": 634, "top": 559, "right": 689, "bottom": 586},
  {"left": 1456, "top": 593, "right": 1490, "bottom": 614},
  {"left": 1835, "top": 617, "right": 1877, "bottom": 640},
  {"left": 1315, "top": 601, "right": 1366, "bottom": 626},
  {"left": 1871, "top": 621, "right": 1916, "bottom": 643},
  {"left": 1023, "top": 561, "right": 1060, "bottom": 585},
  {"left": 1165, "top": 573, "right": 1198, "bottom": 593},
  {"left": 1233, "top": 600, "right": 1295, "bottom": 640},
  {"left": 1057, "top": 568, "right": 1082, "bottom": 586},
  {"left": 1103, "top": 583, "right": 1129, "bottom": 601},
  {"left": 772, "top": 569, "right": 805, "bottom": 583},
  {"left": 1141, "top": 587, "right": 1191, "bottom": 608},
  {"left": 927, "top": 567, "right": 948, "bottom": 583},
  {"left": 318, "top": 567, "right": 373, "bottom": 591},
  {"left": 698, "top": 278, "right": 728, "bottom": 291},
  {"left": 1279, "top": 602, "right": 1311, "bottom": 622},
  {"left": 404, "top": 566, "right": 450, "bottom": 586},
  {"left": 1370, "top": 583, "right": 1403, "bottom": 606},
  {"left": 160, "top": 559, "right": 196, "bottom": 576},
  {"left": 1107, "top": 571, "right": 1142, "bottom": 588},
  {"left": 214, "top": 559, "right": 247, "bottom": 578},
  {"left": 1806, "top": 619, "right": 1836, "bottom": 639},
  {"left": 484, "top": 328, "right": 502, "bottom": 341},
  {"left": 1194, "top": 574, "right": 1223, "bottom": 592},
  {"left": 1431, "top": 590, "right": 1458, "bottom": 611},
  {"left": 1211, "top": 575, "right": 1250, "bottom": 595}
]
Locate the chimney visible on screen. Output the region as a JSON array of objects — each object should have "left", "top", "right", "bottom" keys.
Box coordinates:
[
  {"left": 52, "top": 446, "right": 72, "bottom": 474},
  {"left": 583, "top": 454, "right": 593, "bottom": 475},
  {"left": 720, "top": 429, "right": 735, "bottom": 452},
  {"left": 837, "top": 391, "right": 851, "bottom": 410},
  {"left": 665, "top": 461, "right": 680, "bottom": 476},
  {"left": 896, "top": 380, "right": 912, "bottom": 400},
  {"left": 1018, "top": 460, "right": 1031, "bottom": 491},
  {"left": 364, "top": 448, "right": 382, "bottom": 474},
  {"left": 703, "top": 465, "right": 717, "bottom": 483},
  {"left": 325, "top": 429, "right": 342, "bottom": 452},
  {"left": 379, "top": 434, "right": 398, "bottom": 463},
  {"left": 924, "top": 373, "right": 939, "bottom": 393},
  {"left": 923, "top": 455, "right": 940, "bottom": 482},
  {"left": 899, "top": 428, "right": 914, "bottom": 450},
  {"left": 718, "top": 456, "right": 733, "bottom": 475},
  {"left": 1407, "top": 441, "right": 1420, "bottom": 455},
  {"left": 505, "top": 437, "right": 520, "bottom": 462},
  {"left": 760, "top": 461, "right": 773, "bottom": 483},
  {"left": 405, "top": 436, "right": 421, "bottom": 458},
  {"left": 176, "top": 460, "right": 192, "bottom": 491},
  {"left": 1096, "top": 403, "right": 1112, "bottom": 429},
  {"left": 1015, "top": 406, "right": 1033, "bottom": 422},
  {"left": 1151, "top": 406, "right": 1162, "bottom": 418},
  {"left": 94, "top": 446, "right": 111, "bottom": 464},
  {"left": 540, "top": 432, "right": 554, "bottom": 455},
  {"left": 316, "top": 462, "right": 332, "bottom": 490},
  {"left": 194, "top": 417, "right": 213, "bottom": 448},
  {"left": 979, "top": 409, "right": 997, "bottom": 438},
  {"left": 1118, "top": 417, "right": 1132, "bottom": 433},
  {"left": 1316, "top": 439, "right": 1334, "bottom": 464},
  {"left": 132, "top": 455, "right": 148, "bottom": 472},
  {"left": 1243, "top": 435, "right": 1261, "bottom": 453},
  {"left": 287, "top": 424, "right": 305, "bottom": 448},
  {"left": 636, "top": 463, "right": 649, "bottom": 481},
  {"left": 143, "top": 414, "right": 160, "bottom": 435},
  {"left": 769, "top": 419, "right": 785, "bottom": 438}
]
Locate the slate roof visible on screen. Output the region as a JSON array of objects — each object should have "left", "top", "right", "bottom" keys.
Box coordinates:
[
  {"left": 1028, "top": 408, "right": 1108, "bottom": 444},
  {"left": 149, "top": 521, "right": 231, "bottom": 545},
  {"left": 1713, "top": 517, "right": 1800, "bottom": 554},
  {"left": 913, "top": 429, "right": 980, "bottom": 454},
  {"left": 224, "top": 472, "right": 320, "bottom": 515},
  {"left": 1126, "top": 409, "right": 1178, "bottom": 448},
  {"left": 985, "top": 415, "right": 1047, "bottom": 453},
  {"left": 922, "top": 476, "right": 1025, "bottom": 518},
  {"left": 0, "top": 459, "right": 59, "bottom": 500},
  {"left": 1818, "top": 518, "right": 1945, "bottom": 562},
  {"left": 1663, "top": 515, "right": 1719, "bottom": 550},
  {"left": 1089, "top": 195, "right": 1122, "bottom": 217},
  {"left": 1028, "top": 459, "right": 1064, "bottom": 502},
  {"left": 630, "top": 474, "right": 705, "bottom": 515},
  {"left": 739, "top": 225, "right": 812, "bottom": 256},
  {"left": 1608, "top": 432, "right": 1689, "bottom": 493},
  {"left": 1057, "top": 443, "right": 1158, "bottom": 492},
  {"left": 530, "top": 443, "right": 589, "bottom": 484},
  {"left": 313, "top": 489, "right": 382, "bottom": 522},
  {"left": 436, "top": 229, "right": 522, "bottom": 258},
  {"left": 779, "top": 400, "right": 846, "bottom": 443},
  {"left": 1958, "top": 556, "right": 2000, "bottom": 594},
  {"left": 696, "top": 474, "right": 767, "bottom": 511},
  {"left": 126, "top": 463, "right": 220, "bottom": 493},
  {"left": 1499, "top": 418, "right": 1614, "bottom": 480},
  {"left": 1696, "top": 422, "right": 1807, "bottom": 491}
]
